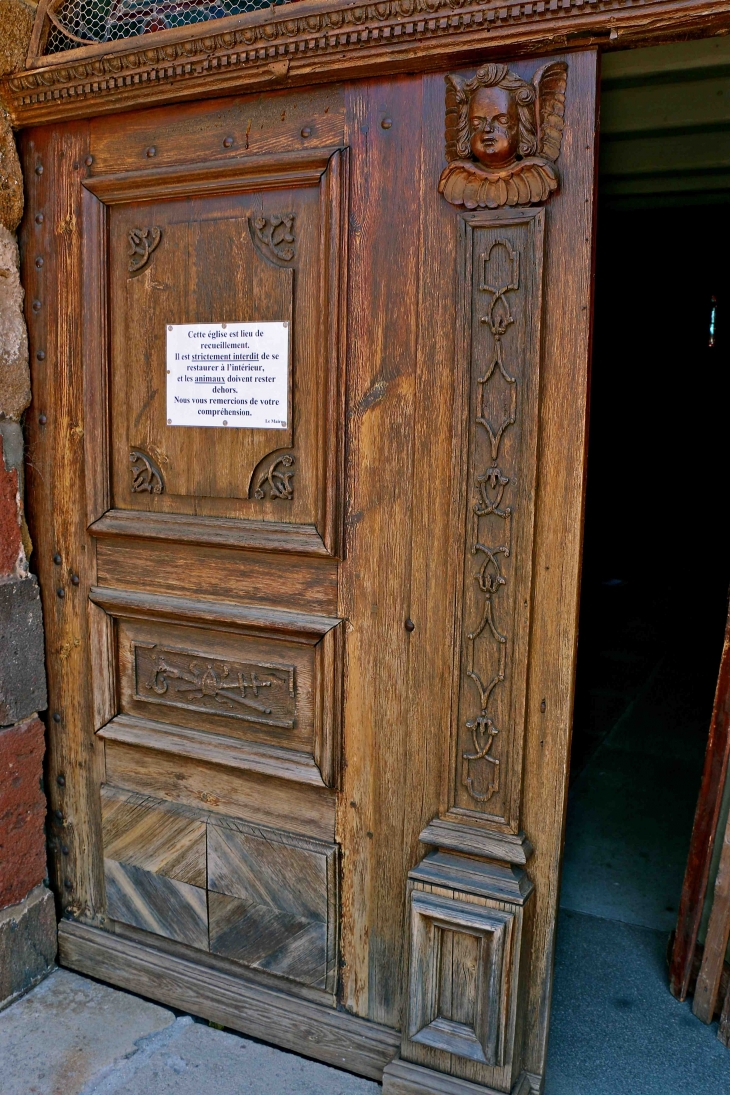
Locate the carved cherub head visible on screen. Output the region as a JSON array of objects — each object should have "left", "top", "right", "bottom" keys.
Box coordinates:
[
  {"left": 459, "top": 65, "right": 537, "bottom": 169},
  {"left": 440, "top": 61, "right": 568, "bottom": 210}
]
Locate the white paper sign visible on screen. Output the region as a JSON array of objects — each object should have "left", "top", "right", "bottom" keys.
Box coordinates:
[{"left": 166, "top": 322, "right": 289, "bottom": 428}]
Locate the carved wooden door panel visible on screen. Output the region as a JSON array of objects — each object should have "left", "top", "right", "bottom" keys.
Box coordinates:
[{"left": 21, "top": 50, "right": 597, "bottom": 1095}]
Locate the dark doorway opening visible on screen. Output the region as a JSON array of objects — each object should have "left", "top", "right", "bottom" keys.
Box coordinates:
[
  {"left": 567, "top": 204, "right": 730, "bottom": 925},
  {"left": 546, "top": 204, "right": 730, "bottom": 1094}
]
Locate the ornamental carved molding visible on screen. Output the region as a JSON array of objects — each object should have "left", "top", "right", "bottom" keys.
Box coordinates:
[
  {"left": 248, "top": 213, "right": 296, "bottom": 266},
  {"left": 128, "top": 226, "right": 161, "bottom": 275},
  {"left": 439, "top": 61, "right": 567, "bottom": 210},
  {"left": 5, "top": 0, "right": 724, "bottom": 126}
]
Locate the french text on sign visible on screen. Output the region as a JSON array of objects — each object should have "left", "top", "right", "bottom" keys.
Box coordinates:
[{"left": 166, "top": 322, "right": 289, "bottom": 429}]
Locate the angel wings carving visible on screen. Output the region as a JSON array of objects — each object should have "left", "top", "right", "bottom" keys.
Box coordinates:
[{"left": 438, "top": 62, "right": 568, "bottom": 210}]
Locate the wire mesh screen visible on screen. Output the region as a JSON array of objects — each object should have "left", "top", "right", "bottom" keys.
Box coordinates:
[{"left": 45, "top": 0, "right": 276, "bottom": 53}]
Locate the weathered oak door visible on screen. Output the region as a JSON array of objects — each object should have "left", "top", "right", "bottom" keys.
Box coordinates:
[{"left": 20, "top": 48, "right": 597, "bottom": 1095}]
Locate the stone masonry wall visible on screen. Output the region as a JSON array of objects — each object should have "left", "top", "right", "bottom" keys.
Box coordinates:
[{"left": 1, "top": 2, "right": 57, "bottom": 1009}]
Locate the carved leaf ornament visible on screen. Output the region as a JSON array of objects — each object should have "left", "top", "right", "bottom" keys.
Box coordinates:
[
  {"left": 128, "top": 226, "right": 161, "bottom": 275},
  {"left": 462, "top": 239, "right": 521, "bottom": 805},
  {"left": 249, "top": 213, "right": 296, "bottom": 265},
  {"left": 130, "top": 449, "right": 164, "bottom": 494},
  {"left": 439, "top": 62, "right": 567, "bottom": 210}
]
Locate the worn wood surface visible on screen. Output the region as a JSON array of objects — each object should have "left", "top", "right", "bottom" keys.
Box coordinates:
[
  {"left": 670, "top": 600, "right": 730, "bottom": 1001},
  {"left": 20, "top": 121, "right": 107, "bottom": 924},
  {"left": 58, "top": 919, "right": 400, "bottom": 1078},
  {"left": 7, "top": 0, "right": 730, "bottom": 126},
  {"left": 719, "top": 974, "right": 730, "bottom": 1047},
  {"left": 25, "top": 51, "right": 599, "bottom": 1090},
  {"left": 516, "top": 48, "right": 597, "bottom": 1076},
  {"left": 382, "top": 1057, "right": 532, "bottom": 1095},
  {"left": 693, "top": 805, "right": 730, "bottom": 1023}
]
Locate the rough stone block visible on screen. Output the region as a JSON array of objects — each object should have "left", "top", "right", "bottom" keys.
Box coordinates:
[
  {"left": 0, "top": 225, "right": 29, "bottom": 417},
  {"left": 0, "top": 432, "right": 22, "bottom": 576},
  {"left": 0, "top": 716, "right": 47, "bottom": 906},
  {"left": 0, "top": 577, "right": 46, "bottom": 726},
  {"left": 0, "top": 884, "right": 56, "bottom": 1009},
  {"left": 0, "top": 1, "right": 35, "bottom": 80},
  {"left": 0, "top": 117, "right": 24, "bottom": 237}
]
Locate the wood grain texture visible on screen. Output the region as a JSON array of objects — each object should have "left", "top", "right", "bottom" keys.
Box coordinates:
[
  {"left": 670, "top": 600, "right": 730, "bottom": 1001},
  {"left": 99, "top": 714, "right": 327, "bottom": 786},
  {"left": 20, "top": 121, "right": 107, "bottom": 923},
  {"left": 517, "top": 49, "right": 598, "bottom": 1080},
  {"left": 7, "top": 0, "right": 730, "bottom": 126},
  {"left": 95, "top": 538, "right": 338, "bottom": 615},
  {"left": 338, "top": 75, "right": 425, "bottom": 1025},
  {"left": 693, "top": 805, "right": 730, "bottom": 1023},
  {"left": 102, "top": 783, "right": 207, "bottom": 886},
  {"left": 419, "top": 818, "right": 533, "bottom": 867},
  {"left": 88, "top": 86, "right": 346, "bottom": 176},
  {"left": 83, "top": 147, "right": 338, "bottom": 203},
  {"left": 382, "top": 1057, "right": 532, "bottom": 1095},
  {"left": 90, "top": 509, "right": 332, "bottom": 557},
  {"left": 105, "top": 859, "right": 209, "bottom": 948},
  {"left": 100, "top": 782, "right": 338, "bottom": 987},
  {"left": 58, "top": 920, "right": 400, "bottom": 1079},
  {"left": 104, "top": 738, "right": 336, "bottom": 841},
  {"left": 401, "top": 868, "right": 533, "bottom": 1090}
]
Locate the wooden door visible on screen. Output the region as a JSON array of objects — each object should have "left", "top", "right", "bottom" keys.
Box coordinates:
[{"left": 20, "top": 50, "right": 597, "bottom": 1095}]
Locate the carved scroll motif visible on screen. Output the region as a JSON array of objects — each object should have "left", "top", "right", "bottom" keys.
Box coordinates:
[
  {"left": 439, "top": 62, "right": 567, "bottom": 210},
  {"left": 248, "top": 214, "right": 296, "bottom": 266},
  {"left": 462, "top": 238, "right": 521, "bottom": 806},
  {"left": 253, "top": 453, "right": 295, "bottom": 500},
  {"left": 128, "top": 226, "right": 161, "bottom": 275},
  {"left": 130, "top": 449, "right": 164, "bottom": 494}
]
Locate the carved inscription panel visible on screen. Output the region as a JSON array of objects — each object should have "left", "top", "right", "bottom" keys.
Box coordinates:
[
  {"left": 133, "top": 643, "right": 297, "bottom": 730},
  {"left": 118, "top": 619, "right": 315, "bottom": 755},
  {"left": 453, "top": 209, "right": 545, "bottom": 831}
]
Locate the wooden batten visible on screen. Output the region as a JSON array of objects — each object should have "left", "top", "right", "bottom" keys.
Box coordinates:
[{"left": 58, "top": 920, "right": 399, "bottom": 1077}]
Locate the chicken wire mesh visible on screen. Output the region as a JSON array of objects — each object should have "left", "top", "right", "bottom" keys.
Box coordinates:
[{"left": 45, "top": 0, "right": 276, "bottom": 53}]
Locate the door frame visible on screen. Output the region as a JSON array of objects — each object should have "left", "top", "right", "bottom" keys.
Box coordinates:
[{"left": 4, "top": 5, "right": 730, "bottom": 1095}]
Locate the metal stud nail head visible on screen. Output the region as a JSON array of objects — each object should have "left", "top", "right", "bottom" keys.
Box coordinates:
[
  {"left": 301, "top": 127, "right": 312, "bottom": 138},
  {"left": 38, "top": 414, "right": 47, "bottom": 425},
  {"left": 71, "top": 575, "right": 80, "bottom": 586},
  {"left": 53, "top": 554, "right": 61, "bottom": 565},
  {"left": 405, "top": 618, "right": 415, "bottom": 632},
  {"left": 146, "top": 146, "right": 156, "bottom": 157},
  {"left": 223, "top": 136, "right": 233, "bottom": 148},
  {"left": 381, "top": 118, "right": 392, "bottom": 129},
  {"left": 52, "top": 712, "right": 62, "bottom": 722},
  {"left": 35, "top": 213, "right": 44, "bottom": 224}
]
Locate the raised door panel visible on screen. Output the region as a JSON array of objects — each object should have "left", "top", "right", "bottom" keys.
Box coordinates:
[{"left": 84, "top": 146, "right": 346, "bottom": 550}]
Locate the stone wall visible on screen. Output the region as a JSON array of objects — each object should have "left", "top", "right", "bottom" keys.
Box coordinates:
[{"left": 0, "top": 1, "right": 57, "bottom": 1010}]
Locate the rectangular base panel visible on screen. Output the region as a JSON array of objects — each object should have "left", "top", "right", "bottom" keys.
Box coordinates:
[
  {"left": 382, "top": 1058, "right": 532, "bottom": 1095},
  {"left": 58, "top": 920, "right": 398, "bottom": 1080}
]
